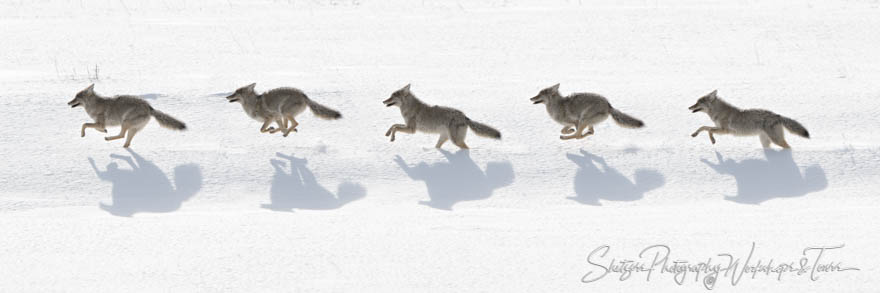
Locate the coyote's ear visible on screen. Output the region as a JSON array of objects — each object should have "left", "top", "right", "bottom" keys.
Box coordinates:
[
  {"left": 84, "top": 83, "right": 95, "bottom": 93},
  {"left": 246, "top": 83, "right": 256, "bottom": 91},
  {"left": 401, "top": 84, "right": 411, "bottom": 92},
  {"left": 708, "top": 89, "right": 718, "bottom": 100},
  {"left": 550, "top": 83, "right": 560, "bottom": 92}
]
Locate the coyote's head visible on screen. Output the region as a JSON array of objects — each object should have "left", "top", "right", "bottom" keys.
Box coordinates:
[
  {"left": 226, "top": 83, "right": 257, "bottom": 104},
  {"left": 530, "top": 83, "right": 561, "bottom": 105},
  {"left": 688, "top": 90, "right": 719, "bottom": 114},
  {"left": 68, "top": 84, "right": 96, "bottom": 108},
  {"left": 383, "top": 84, "right": 413, "bottom": 108}
]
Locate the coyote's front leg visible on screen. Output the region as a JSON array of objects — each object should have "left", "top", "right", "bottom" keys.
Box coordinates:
[
  {"left": 560, "top": 123, "right": 587, "bottom": 140},
  {"left": 560, "top": 119, "right": 593, "bottom": 140},
  {"left": 80, "top": 121, "right": 107, "bottom": 137},
  {"left": 560, "top": 126, "right": 594, "bottom": 140},
  {"left": 691, "top": 126, "right": 725, "bottom": 144},
  {"left": 385, "top": 123, "right": 415, "bottom": 142},
  {"left": 260, "top": 120, "right": 276, "bottom": 133},
  {"left": 561, "top": 126, "right": 575, "bottom": 134},
  {"left": 707, "top": 128, "right": 731, "bottom": 144},
  {"left": 268, "top": 118, "right": 285, "bottom": 134}
]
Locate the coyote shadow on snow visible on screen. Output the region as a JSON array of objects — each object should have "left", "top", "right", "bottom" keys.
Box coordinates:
[
  {"left": 567, "top": 149, "right": 665, "bottom": 205},
  {"left": 702, "top": 150, "right": 827, "bottom": 204},
  {"left": 263, "top": 153, "right": 366, "bottom": 212},
  {"left": 395, "top": 149, "right": 514, "bottom": 210},
  {"left": 89, "top": 149, "right": 202, "bottom": 217}
]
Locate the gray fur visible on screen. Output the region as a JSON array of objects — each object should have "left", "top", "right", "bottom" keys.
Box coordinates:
[
  {"left": 530, "top": 83, "right": 644, "bottom": 141},
  {"left": 609, "top": 108, "right": 645, "bottom": 128},
  {"left": 383, "top": 84, "right": 501, "bottom": 149},
  {"left": 68, "top": 84, "right": 186, "bottom": 148},
  {"left": 467, "top": 119, "right": 502, "bottom": 139},
  {"left": 151, "top": 109, "right": 187, "bottom": 130},
  {"left": 226, "top": 83, "right": 341, "bottom": 137},
  {"left": 688, "top": 90, "right": 810, "bottom": 149}
]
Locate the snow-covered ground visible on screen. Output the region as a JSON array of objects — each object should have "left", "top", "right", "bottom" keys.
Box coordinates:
[{"left": 1, "top": 0, "right": 878, "bottom": 291}]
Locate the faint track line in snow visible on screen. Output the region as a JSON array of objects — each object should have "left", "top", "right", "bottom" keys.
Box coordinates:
[
  {"left": 226, "top": 28, "right": 246, "bottom": 53},
  {"left": 245, "top": 30, "right": 258, "bottom": 55},
  {"left": 841, "top": 133, "right": 867, "bottom": 185},
  {"left": 118, "top": 0, "right": 131, "bottom": 16},
  {"left": 52, "top": 56, "right": 60, "bottom": 79}
]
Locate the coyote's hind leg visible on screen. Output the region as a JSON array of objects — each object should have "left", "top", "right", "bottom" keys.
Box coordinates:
[
  {"left": 283, "top": 115, "right": 299, "bottom": 137},
  {"left": 436, "top": 133, "right": 449, "bottom": 148},
  {"left": 759, "top": 133, "right": 771, "bottom": 148},
  {"left": 450, "top": 125, "right": 469, "bottom": 149},
  {"left": 767, "top": 125, "right": 791, "bottom": 149}
]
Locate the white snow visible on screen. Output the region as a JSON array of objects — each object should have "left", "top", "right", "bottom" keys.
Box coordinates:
[{"left": 1, "top": 0, "right": 878, "bottom": 291}]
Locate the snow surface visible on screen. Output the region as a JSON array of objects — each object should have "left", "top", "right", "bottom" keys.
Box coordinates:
[{"left": 1, "top": 0, "right": 879, "bottom": 291}]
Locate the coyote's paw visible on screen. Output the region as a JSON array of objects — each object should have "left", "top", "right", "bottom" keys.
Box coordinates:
[
  {"left": 690, "top": 131, "right": 699, "bottom": 137},
  {"left": 81, "top": 131, "right": 86, "bottom": 137},
  {"left": 98, "top": 128, "right": 107, "bottom": 133},
  {"left": 561, "top": 128, "right": 575, "bottom": 134}
]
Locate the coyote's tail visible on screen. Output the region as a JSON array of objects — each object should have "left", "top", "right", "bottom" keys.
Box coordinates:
[
  {"left": 780, "top": 116, "right": 810, "bottom": 138},
  {"left": 306, "top": 98, "right": 342, "bottom": 120},
  {"left": 466, "top": 119, "right": 502, "bottom": 139},
  {"left": 609, "top": 107, "right": 644, "bottom": 128},
  {"left": 150, "top": 107, "right": 186, "bottom": 130}
]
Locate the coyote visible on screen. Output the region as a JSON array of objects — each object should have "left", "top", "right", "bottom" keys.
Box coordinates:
[
  {"left": 68, "top": 84, "right": 186, "bottom": 148},
  {"left": 226, "top": 83, "right": 342, "bottom": 136},
  {"left": 530, "top": 84, "right": 644, "bottom": 140},
  {"left": 383, "top": 84, "right": 501, "bottom": 149},
  {"left": 689, "top": 90, "right": 809, "bottom": 148}
]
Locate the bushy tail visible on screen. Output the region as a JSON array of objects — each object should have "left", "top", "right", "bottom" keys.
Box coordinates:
[
  {"left": 609, "top": 107, "right": 644, "bottom": 128},
  {"left": 306, "top": 99, "right": 342, "bottom": 120},
  {"left": 466, "top": 119, "right": 502, "bottom": 139},
  {"left": 780, "top": 116, "right": 810, "bottom": 138},
  {"left": 150, "top": 108, "right": 186, "bottom": 130}
]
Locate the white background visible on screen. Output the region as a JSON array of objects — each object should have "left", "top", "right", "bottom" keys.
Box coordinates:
[{"left": 1, "top": 0, "right": 878, "bottom": 291}]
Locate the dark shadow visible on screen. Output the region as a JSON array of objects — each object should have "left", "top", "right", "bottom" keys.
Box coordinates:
[
  {"left": 89, "top": 149, "right": 202, "bottom": 217},
  {"left": 702, "top": 150, "right": 827, "bottom": 204},
  {"left": 138, "top": 93, "right": 164, "bottom": 100},
  {"left": 263, "top": 153, "right": 366, "bottom": 212},
  {"left": 567, "top": 149, "right": 665, "bottom": 205},
  {"left": 395, "top": 149, "right": 514, "bottom": 210}
]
